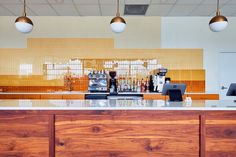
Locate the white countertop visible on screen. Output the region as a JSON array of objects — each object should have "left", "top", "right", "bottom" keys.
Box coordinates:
[
  {"left": 0, "top": 92, "right": 216, "bottom": 95},
  {"left": 0, "top": 100, "right": 235, "bottom": 111}
]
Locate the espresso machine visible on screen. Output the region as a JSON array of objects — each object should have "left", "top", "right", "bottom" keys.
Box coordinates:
[
  {"left": 88, "top": 70, "right": 108, "bottom": 92},
  {"left": 109, "top": 71, "right": 118, "bottom": 94}
]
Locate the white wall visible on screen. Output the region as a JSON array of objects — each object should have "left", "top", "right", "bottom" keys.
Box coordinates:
[
  {"left": 0, "top": 16, "right": 161, "bottom": 49},
  {"left": 1, "top": 15, "right": 236, "bottom": 94},
  {"left": 161, "top": 17, "right": 236, "bottom": 93}
]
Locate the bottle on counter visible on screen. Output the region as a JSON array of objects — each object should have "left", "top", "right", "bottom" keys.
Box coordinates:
[
  {"left": 146, "top": 77, "right": 149, "bottom": 93},
  {"left": 119, "top": 76, "right": 124, "bottom": 92},
  {"left": 137, "top": 79, "right": 141, "bottom": 93},
  {"left": 124, "top": 75, "right": 127, "bottom": 91},
  {"left": 129, "top": 78, "right": 132, "bottom": 92},
  {"left": 141, "top": 78, "right": 146, "bottom": 92},
  {"left": 149, "top": 75, "right": 154, "bottom": 92},
  {"left": 132, "top": 78, "right": 136, "bottom": 92},
  {"left": 124, "top": 73, "right": 129, "bottom": 92},
  {"left": 117, "top": 84, "right": 120, "bottom": 92}
]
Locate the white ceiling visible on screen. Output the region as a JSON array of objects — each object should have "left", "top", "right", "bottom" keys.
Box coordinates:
[{"left": 0, "top": 0, "right": 235, "bottom": 17}]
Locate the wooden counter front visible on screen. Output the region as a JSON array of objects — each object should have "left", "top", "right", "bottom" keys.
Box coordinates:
[
  {"left": 0, "top": 114, "right": 50, "bottom": 157},
  {"left": 55, "top": 111, "right": 199, "bottom": 157},
  {"left": 205, "top": 112, "right": 236, "bottom": 156},
  {"left": 1, "top": 109, "right": 236, "bottom": 157}
]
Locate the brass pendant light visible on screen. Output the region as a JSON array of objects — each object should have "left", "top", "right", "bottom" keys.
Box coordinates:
[
  {"left": 110, "top": 0, "right": 126, "bottom": 33},
  {"left": 209, "top": 0, "right": 228, "bottom": 32},
  {"left": 15, "top": 0, "right": 33, "bottom": 33}
]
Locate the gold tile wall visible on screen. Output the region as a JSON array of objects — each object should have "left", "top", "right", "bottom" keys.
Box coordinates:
[{"left": 0, "top": 38, "right": 204, "bottom": 92}]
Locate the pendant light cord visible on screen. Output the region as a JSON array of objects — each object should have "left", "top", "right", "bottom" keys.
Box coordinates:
[
  {"left": 116, "top": 0, "right": 120, "bottom": 17},
  {"left": 23, "top": 0, "right": 26, "bottom": 16},
  {"left": 216, "top": 0, "right": 220, "bottom": 16}
]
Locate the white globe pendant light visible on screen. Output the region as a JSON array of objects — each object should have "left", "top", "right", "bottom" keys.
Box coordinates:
[
  {"left": 110, "top": 0, "right": 126, "bottom": 33},
  {"left": 15, "top": 0, "right": 33, "bottom": 33},
  {"left": 209, "top": 0, "right": 228, "bottom": 32}
]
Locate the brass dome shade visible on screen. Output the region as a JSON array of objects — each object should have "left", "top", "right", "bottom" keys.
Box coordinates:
[
  {"left": 15, "top": 16, "right": 33, "bottom": 25},
  {"left": 110, "top": 16, "right": 126, "bottom": 24},
  {"left": 110, "top": 0, "right": 126, "bottom": 33},
  {"left": 209, "top": 14, "right": 228, "bottom": 24},
  {"left": 15, "top": 0, "right": 33, "bottom": 33},
  {"left": 209, "top": 0, "right": 228, "bottom": 32}
]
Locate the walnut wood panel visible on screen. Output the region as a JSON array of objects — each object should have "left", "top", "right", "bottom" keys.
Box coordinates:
[
  {"left": 200, "top": 114, "right": 206, "bottom": 157},
  {"left": 55, "top": 110, "right": 200, "bottom": 120},
  {"left": 1, "top": 109, "right": 236, "bottom": 157},
  {"left": 205, "top": 112, "right": 236, "bottom": 157},
  {"left": 49, "top": 115, "right": 55, "bottom": 157},
  {"left": 0, "top": 115, "right": 50, "bottom": 157},
  {"left": 55, "top": 111, "right": 200, "bottom": 157},
  {"left": 205, "top": 152, "right": 236, "bottom": 157},
  {"left": 56, "top": 151, "right": 197, "bottom": 157}
]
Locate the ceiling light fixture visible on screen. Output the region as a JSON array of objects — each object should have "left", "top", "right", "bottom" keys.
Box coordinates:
[
  {"left": 209, "top": 0, "right": 228, "bottom": 32},
  {"left": 110, "top": 0, "right": 126, "bottom": 33},
  {"left": 15, "top": 0, "right": 33, "bottom": 33}
]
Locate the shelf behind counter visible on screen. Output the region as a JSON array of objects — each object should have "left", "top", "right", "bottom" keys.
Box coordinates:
[{"left": 0, "top": 92, "right": 219, "bottom": 100}]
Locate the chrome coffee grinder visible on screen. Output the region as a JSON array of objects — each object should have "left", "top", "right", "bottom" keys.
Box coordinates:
[{"left": 109, "top": 71, "right": 118, "bottom": 94}]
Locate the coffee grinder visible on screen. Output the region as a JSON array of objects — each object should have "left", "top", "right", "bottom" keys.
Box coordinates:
[
  {"left": 153, "top": 68, "right": 168, "bottom": 92},
  {"left": 109, "top": 71, "right": 118, "bottom": 94}
]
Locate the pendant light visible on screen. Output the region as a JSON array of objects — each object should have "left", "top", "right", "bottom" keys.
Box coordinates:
[
  {"left": 15, "top": 0, "right": 33, "bottom": 33},
  {"left": 209, "top": 0, "right": 228, "bottom": 32},
  {"left": 110, "top": 0, "right": 126, "bottom": 33}
]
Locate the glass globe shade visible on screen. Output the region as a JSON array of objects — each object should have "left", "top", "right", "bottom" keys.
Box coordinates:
[
  {"left": 110, "top": 22, "right": 126, "bottom": 33},
  {"left": 209, "top": 21, "right": 228, "bottom": 32},
  {"left": 209, "top": 15, "right": 228, "bottom": 32},
  {"left": 15, "top": 16, "right": 33, "bottom": 33}
]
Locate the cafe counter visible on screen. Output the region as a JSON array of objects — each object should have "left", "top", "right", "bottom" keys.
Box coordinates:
[{"left": 0, "top": 100, "right": 235, "bottom": 157}]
